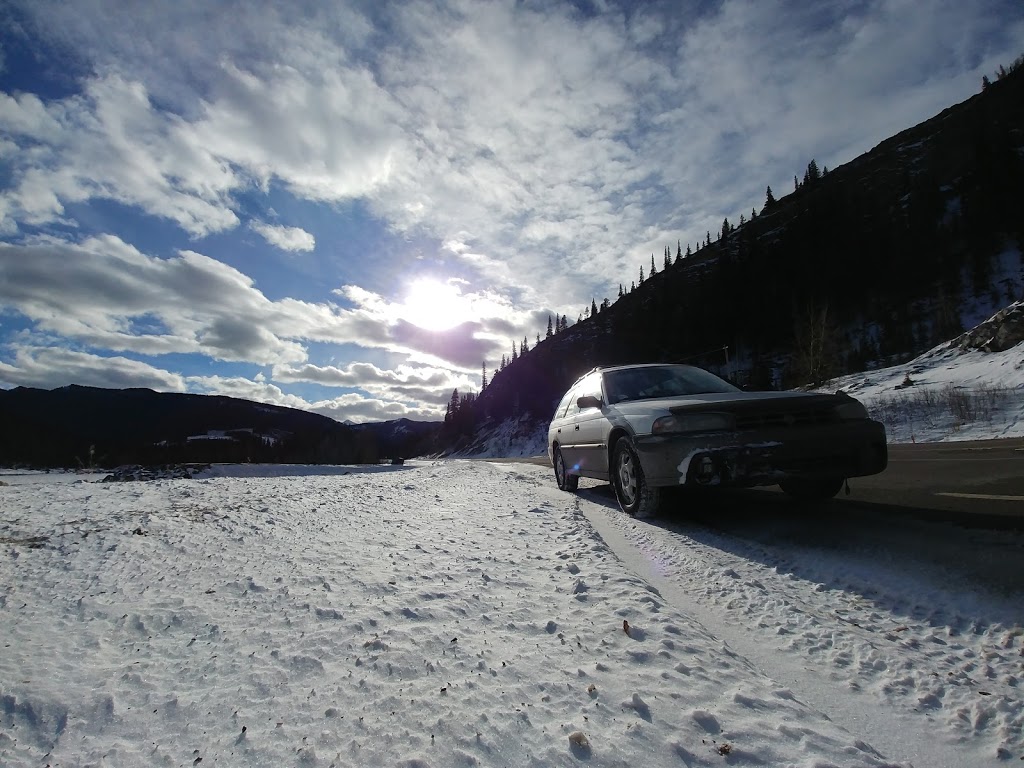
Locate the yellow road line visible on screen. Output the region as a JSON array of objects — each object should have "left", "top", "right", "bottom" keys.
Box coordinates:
[{"left": 935, "top": 492, "right": 1024, "bottom": 502}]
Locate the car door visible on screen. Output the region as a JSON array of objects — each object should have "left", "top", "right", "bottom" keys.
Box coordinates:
[
  {"left": 552, "top": 383, "right": 583, "bottom": 469},
  {"left": 568, "top": 372, "right": 607, "bottom": 478}
]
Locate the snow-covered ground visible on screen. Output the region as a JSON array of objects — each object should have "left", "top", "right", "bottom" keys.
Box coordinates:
[
  {"left": 823, "top": 306, "right": 1024, "bottom": 443},
  {"left": 2, "top": 461, "right": 1021, "bottom": 767}
]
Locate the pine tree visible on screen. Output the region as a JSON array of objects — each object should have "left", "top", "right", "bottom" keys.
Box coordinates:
[
  {"left": 511, "top": 341, "right": 518, "bottom": 362},
  {"left": 639, "top": 264, "right": 645, "bottom": 283},
  {"left": 705, "top": 231, "right": 711, "bottom": 247},
  {"left": 721, "top": 218, "right": 731, "bottom": 239},
  {"left": 521, "top": 336, "right": 529, "bottom": 355},
  {"left": 685, "top": 243, "right": 692, "bottom": 258},
  {"left": 752, "top": 207, "right": 757, "bottom": 219},
  {"left": 663, "top": 246, "right": 670, "bottom": 271},
  {"left": 739, "top": 213, "right": 746, "bottom": 227},
  {"left": 601, "top": 297, "right": 610, "bottom": 311},
  {"left": 447, "top": 389, "right": 460, "bottom": 421},
  {"left": 794, "top": 175, "right": 799, "bottom": 191},
  {"left": 650, "top": 253, "right": 657, "bottom": 277},
  {"left": 591, "top": 298, "right": 598, "bottom": 317},
  {"left": 618, "top": 283, "right": 624, "bottom": 298},
  {"left": 536, "top": 333, "right": 541, "bottom": 345},
  {"left": 500, "top": 354, "right": 507, "bottom": 370},
  {"left": 765, "top": 185, "right": 775, "bottom": 208},
  {"left": 481, "top": 362, "right": 488, "bottom": 390},
  {"left": 546, "top": 315, "right": 553, "bottom": 338},
  {"left": 560, "top": 314, "right": 568, "bottom": 332},
  {"left": 676, "top": 240, "right": 682, "bottom": 263},
  {"left": 630, "top": 280, "right": 636, "bottom": 292}
]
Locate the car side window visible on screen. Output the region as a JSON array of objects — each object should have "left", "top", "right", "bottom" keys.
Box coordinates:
[
  {"left": 567, "top": 373, "right": 601, "bottom": 416},
  {"left": 553, "top": 388, "right": 576, "bottom": 420}
]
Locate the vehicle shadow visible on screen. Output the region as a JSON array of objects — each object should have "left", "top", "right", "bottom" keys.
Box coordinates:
[{"left": 577, "top": 482, "right": 1023, "bottom": 619}]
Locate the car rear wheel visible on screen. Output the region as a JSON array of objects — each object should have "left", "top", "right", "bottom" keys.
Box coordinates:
[
  {"left": 553, "top": 446, "right": 579, "bottom": 492},
  {"left": 779, "top": 475, "right": 845, "bottom": 501},
  {"left": 612, "top": 437, "right": 660, "bottom": 518}
]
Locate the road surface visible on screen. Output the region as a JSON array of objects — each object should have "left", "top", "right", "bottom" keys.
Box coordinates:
[{"left": 515, "top": 436, "right": 1024, "bottom": 529}]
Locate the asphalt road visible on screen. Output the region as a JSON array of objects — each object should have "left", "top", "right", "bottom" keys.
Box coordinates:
[{"left": 514, "top": 437, "right": 1024, "bottom": 529}]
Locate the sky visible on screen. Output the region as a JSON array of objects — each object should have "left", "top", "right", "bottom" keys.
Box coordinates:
[{"left": 0, "top": 0, "right": 1021, "bottom": 423}]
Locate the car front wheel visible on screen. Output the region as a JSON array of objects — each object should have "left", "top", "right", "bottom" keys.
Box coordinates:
[
  {"left": 779, "top": 475, "right": 845, "bottom": 501},
  {"left": 553, "top": 446, "right": 579, "bottom": 492},
  {"left": 612, "top": 437, "right": 660, "bottom": 518}
]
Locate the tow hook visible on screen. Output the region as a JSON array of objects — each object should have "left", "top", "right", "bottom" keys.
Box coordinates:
[{"left": 695, "top": 455, "right": 716, "bottom": 485}]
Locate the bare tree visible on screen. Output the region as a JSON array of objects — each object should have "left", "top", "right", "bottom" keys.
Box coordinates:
[{"left": 790, "top": 304, "right": 840, "bottom": 386}]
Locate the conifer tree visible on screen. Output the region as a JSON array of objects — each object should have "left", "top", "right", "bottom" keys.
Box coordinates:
[
  {"left": 765, "top": 185, "right": 775, "bottom": 208},
  {"left": 663, "top": 246, "right": 670, "bottom": 270},
  {"left": 546, "top": 315, "right": 553, "bottom": 338},
  {"left": 721, "top": 218, "right": 731, "bottom": 239},
  {"left": 630, "top": 280, "right": 636, "bottom": 292},
  {"left": 500, "top": 354, "right": 507, "bottom": 370},
  {"left": 639, "top": 264, "right": 645, "bottom": 283},
  {"left": 511, "top": 342, "right": 518, "bottom": 362},
  {"left": 591, "top": 298, "right": 598, "bottom": 316},
  {"left": 618, "top": 283, "right": 624, "bottom": 298},
  {"left": 481, "top": 362, "right": 488, "bottom": 390},
  {"left": 676, "top": 240, "right": 682, "bottom": 263},
  {"left": 521, "top": 336, "right": 529, "bottom": 355},
  {"left": 685, "top": 244, "right": 692, "bottom": 258},
  {"left": 650, "top": 253, "right": 657, "bottom": 277},
  {"left": 446, "top": 389, "right": 460, "bottom": 423}
]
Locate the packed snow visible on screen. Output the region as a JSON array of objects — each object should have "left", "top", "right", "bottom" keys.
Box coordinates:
[{"left": 3, "top": 460, "right": 1021, "bottom": 767}]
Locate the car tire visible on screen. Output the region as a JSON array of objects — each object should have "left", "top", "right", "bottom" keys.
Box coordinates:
[
  {"left": 779, "top": 475, "right": 845, "bottom": 501},
  {"left": 553, "top": 446, "right": 579, "bottom": 492},
  {"left": 612, "top": 437, "right": 660, "bottom": 518}
]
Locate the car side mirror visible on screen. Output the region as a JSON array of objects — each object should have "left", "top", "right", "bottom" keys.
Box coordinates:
[{"left": 577, "top": 395, "right": 602, "bottom": 409}]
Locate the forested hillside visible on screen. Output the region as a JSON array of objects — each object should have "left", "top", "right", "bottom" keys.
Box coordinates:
[{"left": 441, "top": 63, "right": 1024, "bottom": 446}]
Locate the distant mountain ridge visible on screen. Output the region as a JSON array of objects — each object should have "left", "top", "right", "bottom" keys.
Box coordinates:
[{"left": 0, "top": 385, "right": 440, "bottom": 468}]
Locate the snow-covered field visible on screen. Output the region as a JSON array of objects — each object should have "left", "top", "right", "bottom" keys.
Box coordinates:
[{"left": 2, "top": 461, "right": 1021, "bottom": 767}]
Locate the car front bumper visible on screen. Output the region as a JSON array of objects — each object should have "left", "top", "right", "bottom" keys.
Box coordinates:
[{"left": 633, "top": 420, "right": 888, "bottom": 488}]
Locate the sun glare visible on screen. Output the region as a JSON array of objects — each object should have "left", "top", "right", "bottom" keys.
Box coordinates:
[{"left": 401, "top": 278, "right": 469, "bottom": 331}]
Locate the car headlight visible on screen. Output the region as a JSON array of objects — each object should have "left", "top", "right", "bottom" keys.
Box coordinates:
[
  {"left": 834, "top": 398, "right": 869, "bottom": 420},
  {"left": 651, "top": 412, "right": 736, "bottom": 435}
]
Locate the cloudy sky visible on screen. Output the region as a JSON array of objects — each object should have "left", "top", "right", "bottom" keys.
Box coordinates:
[{"left": 0, "top": 0, "right": 1020, "bottom": 422}]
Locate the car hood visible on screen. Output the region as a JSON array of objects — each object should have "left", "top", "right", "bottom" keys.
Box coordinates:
[{"left": 609, "top": 390, "right": 843, "bottom": 432}]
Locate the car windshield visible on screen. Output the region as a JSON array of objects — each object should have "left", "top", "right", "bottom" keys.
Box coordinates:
[{"left": 603, "top": 365, "right": 739, "bottom": 404}]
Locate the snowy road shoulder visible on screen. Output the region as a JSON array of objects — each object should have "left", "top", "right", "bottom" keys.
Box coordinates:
[{"left": 2, "top": 461, "right": 900, "bottom": 767}]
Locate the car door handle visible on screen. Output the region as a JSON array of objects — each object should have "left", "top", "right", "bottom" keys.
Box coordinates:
[{"left": 574, "top": 425, "right": 580, "bottom": 431}]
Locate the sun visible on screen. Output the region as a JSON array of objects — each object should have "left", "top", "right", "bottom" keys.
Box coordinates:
[{"left": 400, "top": 278, "right": 470, "bottom": 331}]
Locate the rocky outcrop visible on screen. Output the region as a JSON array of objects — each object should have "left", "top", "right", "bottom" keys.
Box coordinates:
[
  {"left": 953, "top": 302, "right": 1024, "bottom": 353},
  {"left": 101, "top": 464, "right": 209, "bottom": 482}
]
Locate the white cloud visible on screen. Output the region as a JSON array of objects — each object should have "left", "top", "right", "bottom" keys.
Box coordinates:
[
  {"left": 250, "top": 221, "right": 316, "bottom": 252},
  {"left": 4, "top": 0, "right": 1020, "bottom": 315},
  {"left": 0, "top": 235, "right": 550, "bottom": 373},
  {"left": 0, "top": 345, "right": 187, "bottom": 391}
]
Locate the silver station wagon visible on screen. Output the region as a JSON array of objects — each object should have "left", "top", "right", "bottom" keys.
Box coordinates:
[{"left": 547, "top": 364, "right": 888, "bottom": 518}]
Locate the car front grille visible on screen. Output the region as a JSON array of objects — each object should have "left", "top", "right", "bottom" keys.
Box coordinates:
[{"left": 734, "top": 407, "right": 839, "bottom": 431}]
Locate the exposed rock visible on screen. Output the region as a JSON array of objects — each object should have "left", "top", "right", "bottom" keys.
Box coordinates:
[
  {"left": 101, "top": 464, "right": 209, "bottom": 482},
  {"left": 953, "top": 302, "right": 1024, "bottom": 353}
]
